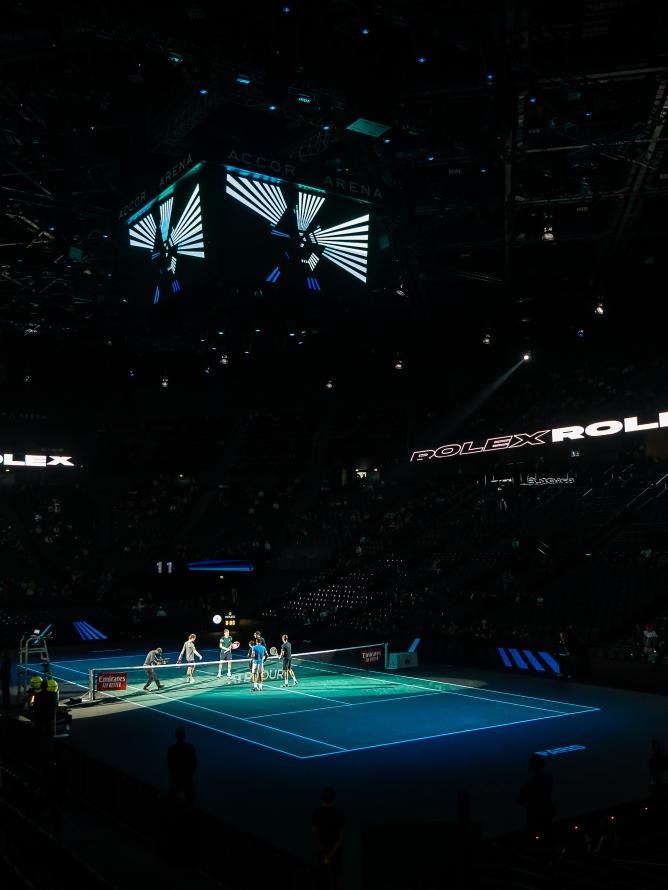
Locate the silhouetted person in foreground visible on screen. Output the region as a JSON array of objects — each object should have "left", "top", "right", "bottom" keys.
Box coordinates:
[
  {"left": 649, "top": 738, "right": 668, "bottom": 798},
  {"left": 1, "top": 651, "right": 10, "bottom": 710},
  {"left": 312, "top": 786, "right": 344, "bottom": 890},
  {"left": 167, "top": 726, "right": 197, "bottom": 805},
  {"left": 517, "top": 754, "right": 555, "bottom": 844}
]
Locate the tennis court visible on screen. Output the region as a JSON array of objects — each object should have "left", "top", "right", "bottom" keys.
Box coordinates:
[{"left": 41, "top": 643, "right": 600, "bottom": 759}]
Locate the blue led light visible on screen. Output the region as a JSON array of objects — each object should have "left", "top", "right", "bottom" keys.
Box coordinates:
[
  {"left": 297, "top": 95, "right": 312, "bottom": 104},
  {"left": 508, "top": 648, "right": 529, "bottom": 670},
  {"left": 322, "top": 124, "right": 331, "bottom": 131},
  {"left": 236, "top": 75, "right": 251, "bottom": 85},
  {"left": 383, "top": 137, "right": 391, "bottom": 144},
  {"left": 480, "top": 167, "right": 488, "bottom": 173},
  {"left": 360, "top": 28, "right": 370, "bottom": 35},
  {"left": 486, "top": 72, "right": 494, "bottom": 81},
  {"left": 529, "top": 95, "right": 537, "bottom": 104},
  {"left": 199, "top": 87, "right": 208, "bottom": 95},
  {"left": 498, "top": 647, "right": 513, "bottom": 668},
  {"left": 268, "top": 104, "right": 278, "bottom": 111},
  {"left": 282, "top": 5, "right": 291, "bottom": 12},
  {"left": 427, "top": 155, "right": 435, "bottom": 161},
  {"left": 416, "top": 56, "right": 427, "bottom": 64},
  {"left": 585, "top": 111, "right": 592, "bottom": 118},
  {"left": 522, "top": 650, "right": 546, "bottom": 672}
]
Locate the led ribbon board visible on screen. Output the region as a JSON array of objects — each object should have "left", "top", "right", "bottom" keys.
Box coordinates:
[
  {"left": 0, "top": 453, "right": 74, "bottom": 468},
  {"left": 411, "top": 409, "right": 668, "bottom": 461},
  {"left": 127, "top": 163, "right": 205, "bottom": 304},
  {"left": 224, "top": 170, "right": 370, "bottom": 290}
]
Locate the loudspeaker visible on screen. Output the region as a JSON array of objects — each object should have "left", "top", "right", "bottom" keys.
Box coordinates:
[{"left": 387, "top": 651, "right": 418, "bottom": 670}]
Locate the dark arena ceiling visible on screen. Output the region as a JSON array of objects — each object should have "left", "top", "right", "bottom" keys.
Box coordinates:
[{"left": 1, "top": 0, "right": 668, "bottom": 389}]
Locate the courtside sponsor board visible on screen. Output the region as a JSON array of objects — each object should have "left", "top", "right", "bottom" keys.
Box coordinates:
[
  {"left": 96, "top": 672, "right": 127, "bottom": 691},
  {"left": 361, "top": 646, "right": 384, "bottom": 666},
  {"left": 410, "top": 410, "right": 668, "bottom": 462}
]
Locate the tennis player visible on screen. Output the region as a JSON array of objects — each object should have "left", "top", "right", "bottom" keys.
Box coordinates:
[
  {"left": 143, "top": 646, "right": 165, "bottom": 691},
  {"left": 217, "top": 630, "right": 234, "bottom": 679},
  {"left": 176, "top": 633, "right": 202, "bottom": 684},
  {"left": 279, "top": 635, "right": 298, "bottom": 688},
  {"left": 251, "top": 637, "right": 267, "bottom": 692}
]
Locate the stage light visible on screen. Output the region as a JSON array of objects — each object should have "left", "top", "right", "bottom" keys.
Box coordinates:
[
  {"left": 416, "top": 56, "right": 427, "bottom": 64},
  {"left": 198, "top": 87, "right": 208, "bottom": 95},
  {"left": 204, "top": 367, "right": 210, "bottom": 376},
  {"left": 282, "top": 4, "right": 291, "bottom": 12},
  {"left": 383, "top": 137, "right": 391, "bottom": 144},
  {"left": 212, "top": 614, "right": 222, "bottom": 625},
  {"left": 482, "top": 334, "right": 491, "bottom": 345},
  {"left": 585, "top": 110, "right": 592, "bottom": 118},
  {"left": 236, "top": 75, "right": 252, "bottom": 85},
  {"left": 595, "top": 302, "right": 605, "bottom": 316},
  {"left": 522, "top": 352, "right": 531, "bottom": 361},
  {"left": 128, "top": 370, "right": 135, "bottom": 379},
  {"left": 289, "top": 331, "right": 296, "bottom": 337},
  {"left": 268, "top": 104, "right": 278, "bottom": 111},
  {"left": 161, "top": 377, "right": 169, "bottom": 388},
  {"left": 480, "top": 167, "right": 488, "bottom": 173},
  {"left": 394, "top": 359, "right": 404, "bottom": 370},
  {"left": 220, "top": 354, "right": 229, "bottom": 365},
  {"left": 576, "top": 329, "right": 584, "bottom": 338},
  {"left": 529, "top": 95, "right": 537, "bottom": 104},
  {"left": 325, "top": 380, "right": 334, "bottom": 389},
  {"left": 486, "top": 72, "right": 495, "bottom": 81},
  {"left": 360, "top": 28, "right": 370, "bottom": 36},
  {"left": 427, "top": 155, "right": 435, "bottom": 161},
  {"left": 322, "top": 124, "right": 331, "bottom": 131}
]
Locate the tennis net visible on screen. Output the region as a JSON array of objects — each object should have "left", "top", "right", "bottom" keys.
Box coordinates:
[{"left": 86, "top": 642, "right": 388, "bottom": 700}]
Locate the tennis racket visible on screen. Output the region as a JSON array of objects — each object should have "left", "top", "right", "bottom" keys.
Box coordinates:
[
  {"left": 269, "top": 646, "right": 278, "bottom": 656},
  {"left": 231, "top": 641, "right": 241, "bottom": 650}
]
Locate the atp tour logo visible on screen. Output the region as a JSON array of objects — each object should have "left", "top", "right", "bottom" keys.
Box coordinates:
[
  {"left": 410, "top": 409, "right": 668, "bottom": 461},
  {"left": 225, "top": 173, "right": 369, "bottom": 289},
  {"left": 128, "top": 184, "right": 205, "bottom": 304}
]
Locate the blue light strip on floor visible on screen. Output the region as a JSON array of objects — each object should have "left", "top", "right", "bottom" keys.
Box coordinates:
[
  {"left": 79, "top": 621, "right": 108, "bottom": 640},
  {"left": 508, "top": 648, "right": 529, "bottom": 670},
  {"left": 538, "top": 651, "right": 561, "bottom": 674},
  {"left": 73, "top": 622, "right": 93, "bottom": 640},
  {"left": 498, "top": 647, "right": 513, "bottom": 668},
  {"left": 522, "top": 650, "right": 546, "bottom": 672}
]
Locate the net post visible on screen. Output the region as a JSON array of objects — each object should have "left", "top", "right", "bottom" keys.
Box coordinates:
[
  {"left": 88, "top": 668, "right": 95, "bottom": 702},
  {"left": 384, "top": 642, "right": 389, "bottom": 669}
]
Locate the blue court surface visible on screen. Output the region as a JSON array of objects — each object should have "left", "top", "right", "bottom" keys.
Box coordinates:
[
  {"left": 40, "top": 643, "right": 668, "bottom": 880},
  {"left": 44, "top": 646, "right": 598, "bottom": 759}
]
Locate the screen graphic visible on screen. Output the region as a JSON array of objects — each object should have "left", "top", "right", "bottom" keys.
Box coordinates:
[
  {"left": 127, "top": 178, "right": 205, "bottom": 304},
  {"left": 224, "top": 171, "right": 371, "bottom": 292}
]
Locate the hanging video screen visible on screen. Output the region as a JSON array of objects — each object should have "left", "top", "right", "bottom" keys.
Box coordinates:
[
  {"left": 220, "top": 167, "right": 374, "bottom": 294},
  {"left": 123, "top": 161, "right": 378, "bottom": 304},
  {"left": 125, "top": 163, "right": 215, "bottom": 305}
]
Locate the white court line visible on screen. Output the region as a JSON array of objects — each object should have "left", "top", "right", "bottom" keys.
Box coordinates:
[
  {"left": 249, "top": 689, "right": 447, "bottom": 720},
  {"left": 50, "top": 661, "right": 597, "bottom": 757},
  {"left": 296, "top": 709, "right": 597, "bottom": 759},
  {"left": 48, "top": 663, "right": 346, "bottom": 754},
  {"left": 280, "top": 661, "right": 594, "bottom": 716}
]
